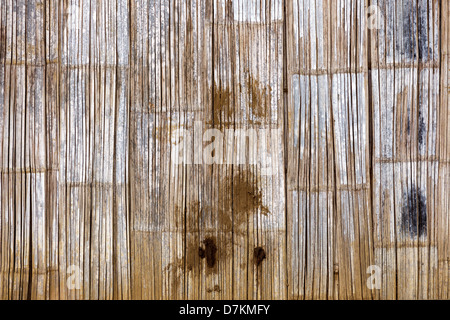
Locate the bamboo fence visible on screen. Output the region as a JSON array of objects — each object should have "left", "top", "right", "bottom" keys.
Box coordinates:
[{"left": 0, "top": 0, "right": 448, "bottom": 300}]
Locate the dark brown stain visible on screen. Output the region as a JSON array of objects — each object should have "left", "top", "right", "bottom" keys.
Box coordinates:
[
  {"left": 206, "top": 285, "right": 221, "bottom": 293},
  {"left": 218, "top": 171, "right": 270, "bottom": 232},
  {"left": 185, "top": 240, "right": 195, "bottom": 272},
  {"left": 202, "top": 237, "right": 217, "bottom": 268},
  {"left": 183, "top": 205, "right": 208, "bottom": 272},
  {"left": 164, "top": 236, "right": 211, "bottom": 278},
  {"left": 185, "top": 171, "right": 270, "bottom": 235},
  {"left": 209, "top": 75, "right": 271, "bottom": 128},
  {"left": 254, "top": 247, "right": 266, "bottom": 266},
  {"left": 211, "top": 82, "right": 233, "bottom": 128},
  {"left": 233, "top": 177, "right": 270, "bottom": 217},
  {"left": 198, "top": 247, "right": 206, "bottom": 259}
]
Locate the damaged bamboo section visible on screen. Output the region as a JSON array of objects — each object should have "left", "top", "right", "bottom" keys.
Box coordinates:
[{"left": 0, "top": 0, "right": 448, "bottom": 300}]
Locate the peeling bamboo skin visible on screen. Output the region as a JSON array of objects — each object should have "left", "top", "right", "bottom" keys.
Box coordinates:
[{"left": 0, "top": 0, "right": 448, "bottom": 300}]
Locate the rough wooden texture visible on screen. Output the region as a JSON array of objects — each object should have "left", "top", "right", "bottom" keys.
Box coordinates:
[{"left": 0, "top": 0, "right": 448, "bottom": 300}]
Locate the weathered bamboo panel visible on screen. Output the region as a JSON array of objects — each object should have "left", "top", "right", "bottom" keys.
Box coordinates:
[
  {"left": 0, "top": 0, "right": 448, "bottom": 300},
  {"left": 286, "top": 0, "right": 372, "bottom": 299}
]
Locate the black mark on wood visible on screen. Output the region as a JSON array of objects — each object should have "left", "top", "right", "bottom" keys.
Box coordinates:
[
  {"left": 401, "top": 184, "right": 427, "bottom": 237},
  {"left": 198, "top": 247, "right": 205, "bottom": 259},
  {"left": 202, "top": 237, "right": 217, "bottom": 268},
  {"left": 418, "top": 103, "right": 426, "bottom": 149},
  {"left": 254, "top": 247, "right": 266, "bottom": 266},
  {"left": 398, "top": 0, "right": 431, "bottom": 61}
]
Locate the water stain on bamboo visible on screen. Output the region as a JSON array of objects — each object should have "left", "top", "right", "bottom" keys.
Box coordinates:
[
  {"left": 418, "top": 103, "right": 426, "bottom": 149},
  {"left": 218, "top": 170, "right": 270, "bottom": 232},
  {"left": 206, "top": 285, "right": 221, "bottom": 293},
  {"left": 185, "top": 236, "right": 201, "bottom": 272},
  {"left": 211, "top": 82, "right": 233, "bottom": 128},
  {"left": 164, "top": 258, "right": 184, "bottom": 296},
  {"left": 196, "top": 236, "right": 218, "bottom": 269},
  {"left": 209, "top": 75, "right": 271, "bottom": 128},
  {"left": 232, "top": 177, "right": 270, "bottom": 217},
  {"left": 397, "top": 0, "right": 432, "bottom": 61},
  {"left": 247, "top": 76, "right": 271, "bottom": 122},
  {"left": 254, "top": 247, "right": 266, "bottom": 266},
  {"left": 198, "top": 247, "right": 206, "bottom": 259},
  {"left": 401, "top": 184, "right": 427, "bottom": 238},
  {"left": 185, "top": 171, "right": 270, "bottom": 234}
]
